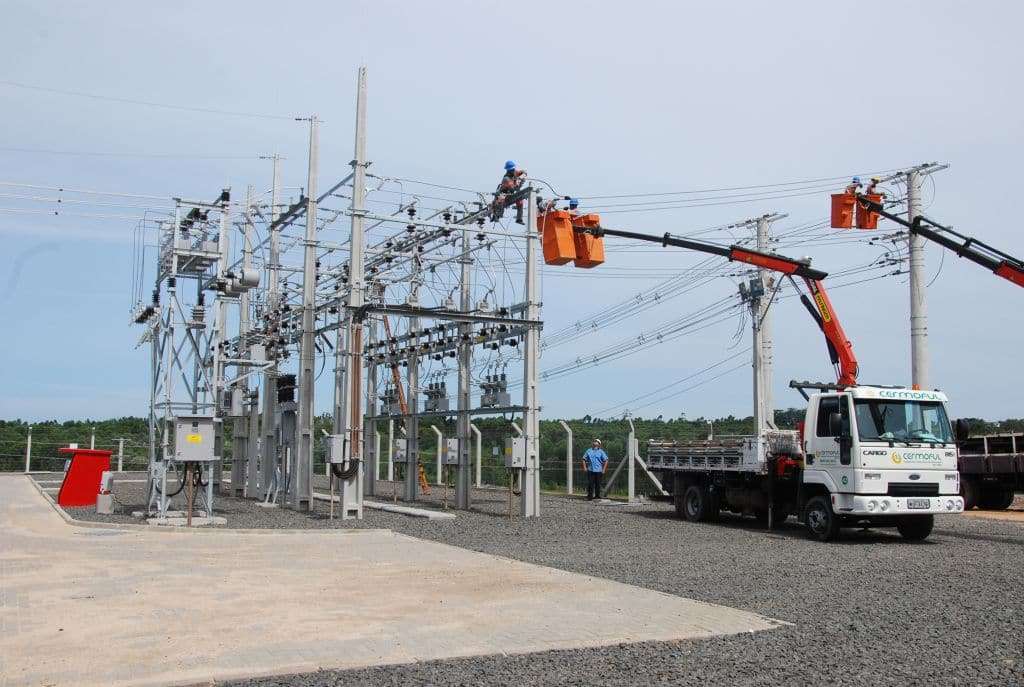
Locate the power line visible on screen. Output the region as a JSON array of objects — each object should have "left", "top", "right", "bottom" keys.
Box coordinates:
[
  {"left": 0, "top": 79, "right": 294, "bottom": 120},
  {"left": 0, "top": 146, "right": 260, "bottom": 160}
]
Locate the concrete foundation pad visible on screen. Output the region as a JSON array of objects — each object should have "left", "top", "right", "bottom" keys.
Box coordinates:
[
  {"left": 254, "top": 501, "right": 280, "bottom": 509},
  {"left": 146, "top": 515, "right": 228, "bottom": 527},
  {"left": 1, "top": 475, "right": 785, "bottom": 687},
  {"left": 364, "top": 499, "right": 457, "bottom": 520}
]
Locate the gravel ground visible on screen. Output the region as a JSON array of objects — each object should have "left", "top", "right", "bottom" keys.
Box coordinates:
[{"left": 40, "top": 473, "right": 1024, "bottom": 686}]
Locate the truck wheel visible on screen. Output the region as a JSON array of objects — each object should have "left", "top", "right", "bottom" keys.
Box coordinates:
[
  {"left": 979, "top": 486, "right": 1014, "bottom": 510},
  {"left": 961, "top": 479, "right": 979, "bottom": 511},
  {"left": 682, "top": 485, "right": 713, "bottom": 522},
  {"left": 804, "top": 496, "right": 840, "bottom": 542},
  {"left": 896, "top": 515, "right": 934, "bottom": 541}
]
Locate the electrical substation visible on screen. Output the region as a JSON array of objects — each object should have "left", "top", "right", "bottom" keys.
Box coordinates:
[{"left": 131, "top": 68, "right": 544, "bottom": 521}]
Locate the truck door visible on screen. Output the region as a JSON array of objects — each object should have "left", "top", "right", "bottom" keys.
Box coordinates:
[{"left": 806, "top": 394, "right": 853, "bottom": 492}]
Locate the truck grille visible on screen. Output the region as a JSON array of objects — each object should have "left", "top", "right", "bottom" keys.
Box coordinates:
[{"left": 887, "top": 483, "right": 939, "bottom": 497}]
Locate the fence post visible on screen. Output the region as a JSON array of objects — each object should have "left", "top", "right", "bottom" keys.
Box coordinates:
[
  {"left": 470, "top": 423, "right": 482, "bottom": 487},
  {"left": 627, "top": 417, "right": 636, "bottom": 503},
  {"left": 117, "top": 438, "right": 124, "bottom": 472},
  {"left": 387, "top": 419, "right": 394, "bottom": 481},
  {"left": 558, "top": 420, "right": 573, "bottom": 495},
  {"left": 430, "top": 425, "right": 443, "bottom": 485},
  {"left": 90, "top": 427, "right": 96, "bottom": 450},
  {"left": 24, "top": 426, "right": 32, "bottom": 473}
]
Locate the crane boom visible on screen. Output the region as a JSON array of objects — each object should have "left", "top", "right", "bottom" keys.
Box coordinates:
[
  {"left": 581, "top": 225, "right": 858, "bottom": 386},
  {"left": 856, "top": 194, "right": 1024, "bottom": 288}
]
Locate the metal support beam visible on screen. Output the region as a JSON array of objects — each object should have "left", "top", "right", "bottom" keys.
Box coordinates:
[
  {"left": 456, "top": 218, "right": 473, "bottom": 509},
  {"left": 559, "top": 420, "right": 573, "bottom": 495}
]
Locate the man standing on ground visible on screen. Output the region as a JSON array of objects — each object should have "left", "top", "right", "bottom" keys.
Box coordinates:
[{"left": 582, "top": 439, "right": 608, "bottom": 500}]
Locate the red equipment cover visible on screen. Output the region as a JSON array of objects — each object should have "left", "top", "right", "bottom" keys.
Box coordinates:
[{"left": 57, "top": 448, "right": 112, "bottom": 507}]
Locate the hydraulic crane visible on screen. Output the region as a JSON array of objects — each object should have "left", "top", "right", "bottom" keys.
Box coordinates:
[
  {"left": 855, "top": 194, "right": 1024, "bottom": 288},
  {"left": 575, "top": 225, "right": 860, "bottom": 387}
]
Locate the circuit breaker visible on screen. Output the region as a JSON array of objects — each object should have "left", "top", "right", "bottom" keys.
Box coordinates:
[
  {"left": 504, "top": 437, "right": 525, "bottom": 469},
  {"left": 173, "top": 415, "right": 216, "bottom": 462}
]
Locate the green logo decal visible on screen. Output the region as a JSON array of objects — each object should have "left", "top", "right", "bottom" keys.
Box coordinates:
[{"left": 841, "top": 475, "right": 849, "bottom": 485}]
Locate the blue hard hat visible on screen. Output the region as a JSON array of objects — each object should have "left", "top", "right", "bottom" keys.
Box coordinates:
[
  {"left": 569, "top": 198, "right": 579, "bottom": 208},
  {"left": 504, "top": 160, "right": 516, "bottom": 171},
  {"left": 852, "top": 176, "right": 861, "bottom": 184}
]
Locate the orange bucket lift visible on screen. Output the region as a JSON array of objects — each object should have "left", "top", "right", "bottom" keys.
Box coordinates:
[
  {"left": 855, "top": 193, "right": 883, "bottom": 230},
  {"left": 570, "top": 213, "right": 605, "bottom": 268},
  {"left": 537, "top": 210, "right": 576, "bottom": 265},
  {"left": 830, "top": 193, "right": 856, "bottom": 229}
]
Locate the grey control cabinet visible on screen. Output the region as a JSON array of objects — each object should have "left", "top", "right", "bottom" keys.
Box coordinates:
[{"left": 173, "top": 415, "right": 216, "bottom": 462}]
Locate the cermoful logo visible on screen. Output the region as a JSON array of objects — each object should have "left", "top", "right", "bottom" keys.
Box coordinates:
[
  {"left": 814, "top": 293, "right": 832, "bottom": 323},
  {"left": 891, "top": 451, "right": 940, "bottom": 464},
  {"left": 879, "top": 390, "right": 943, "bottom": 401}
]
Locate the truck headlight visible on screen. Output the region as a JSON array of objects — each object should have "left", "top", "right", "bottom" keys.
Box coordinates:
[
  {"left": 867, "top": 500, "right": 876, "bottom": 511},
  {"left": 945, "top": 500, "right": 954, "bottom": 511},
  {"left": 944, "top": 473, "right": 959, "bottom": 481},
  {"left": 879, "top": 500, "right": 890, "bottom": 512}
]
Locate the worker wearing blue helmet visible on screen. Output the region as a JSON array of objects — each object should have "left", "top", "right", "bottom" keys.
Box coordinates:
[
  {"left": 845, "top": 176, "right": 862, "bottom": 195},
  {"left": 491, "top": 160, "right": 527, "bottom": 224}
]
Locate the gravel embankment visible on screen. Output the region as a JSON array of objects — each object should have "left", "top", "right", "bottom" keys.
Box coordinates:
[{"left": 43, "top": 474, "right": 1024, "bottom": 685}]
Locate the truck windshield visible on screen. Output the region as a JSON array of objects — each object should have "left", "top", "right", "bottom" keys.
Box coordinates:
[{"left": 853, "top": 400, "right": 954, "bottom": 444}]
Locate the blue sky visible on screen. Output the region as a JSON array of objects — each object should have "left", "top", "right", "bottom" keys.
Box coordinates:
[{"left": 1, "top": 1, "right": 1021, "bottom": 422}]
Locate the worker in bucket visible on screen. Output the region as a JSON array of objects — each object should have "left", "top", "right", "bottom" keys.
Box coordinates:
[
  {"left": 491, "top": 160, "right": 527, "bottom": 224},
  {"left": 845, "top": 176, "right": 862, "bottom": 195},
  {"left": 581, "top": 439, "right": 609, "bottom": 500},
  {"left": 864, "top": 176, "right": 885, "bottom": 197}
]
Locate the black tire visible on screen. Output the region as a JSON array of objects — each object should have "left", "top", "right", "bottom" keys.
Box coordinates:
[
  {"left": 979, "top": 486, "right": 1014, "bottom": 510},
  {"left": 961, "top": 478, "right": 979, "bottom": 511},
  {"left": 682, "top": 484, "right": 714, "bottom": 522},
  {"left": 896, "top": 515, "right": 934, "bottom": 541},
  {"left": 804, "top": 495, "right": 840, "bottom": 542}
]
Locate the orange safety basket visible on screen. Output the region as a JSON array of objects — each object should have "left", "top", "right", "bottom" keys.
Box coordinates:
[
  {"left": 830, "top": 194, "right": 856, "bottom": 229},
  {"left": 571, "top": 213, "right": 605, "bottom": 268},
  {"left": 855, "top": 193, "right": 883, "bottom": 230},
  {"left": 537, "top": 210, "right": 576, "bottom": 265}
]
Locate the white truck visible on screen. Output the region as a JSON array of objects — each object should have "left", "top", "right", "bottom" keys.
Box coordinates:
[{"left": 648, "top": 384, "right": 966, "bottom": 541}]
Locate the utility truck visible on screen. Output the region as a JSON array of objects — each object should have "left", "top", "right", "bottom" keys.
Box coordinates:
[
  {"left": 647, "top": 383, "right": 965, "bottom": 541},
  {"left": 552, "top": 218, "right": 966, "bottom": 541}
]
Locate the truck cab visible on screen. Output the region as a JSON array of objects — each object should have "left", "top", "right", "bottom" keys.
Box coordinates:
[{"left": 801, "top": 386, "right": 964, "bottom": 540}]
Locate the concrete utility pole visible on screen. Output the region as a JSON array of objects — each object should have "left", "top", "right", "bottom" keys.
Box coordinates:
[
  {"left": 907, "top": 168, "right": 929, "bottom": 390},
  {"left": 24, "top": 426, "right": 32, "bottom": 473},
  {"left": 456, "top": 217, "right": 473, "bottom": 509},
  {"left": 744, "top": 213, "right": 785, "bottom": 434},
  {"left": 521, "top": 188, "right": 541, "bottom": 517},
  {"left": 364, "top": 318, "right": 378, "bottom": 497},
  {"left": 260, "top": 153, "right": 282, "bottom": 497},
  {"left": 335, "top": 66, "right": 368, "bottom": 516},
  {"left": 232, "top": 186, "right": 254, "bottom": 497},
  {"left": 291, "top": 116, "right": 319, "bottom": 511}
]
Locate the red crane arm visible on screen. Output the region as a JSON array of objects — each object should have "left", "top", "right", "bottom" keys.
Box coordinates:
[{"left": 799, "top": 278, "right": 859, "bottom": 387}]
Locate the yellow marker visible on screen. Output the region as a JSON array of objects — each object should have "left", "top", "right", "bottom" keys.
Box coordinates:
[
  {"left": 814, "top": 293, "right": 832, "bottom": 323},
  {"left": 186, "top": 434, "right": 203, "bottom": 444}
]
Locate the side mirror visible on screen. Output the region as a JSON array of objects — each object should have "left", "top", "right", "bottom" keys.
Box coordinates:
[
  {"left": 828, "top": 411, "right": 842, "bottom": 438},
  {"left": 955, "top": 418, "right": 970, "bottom": 441}
]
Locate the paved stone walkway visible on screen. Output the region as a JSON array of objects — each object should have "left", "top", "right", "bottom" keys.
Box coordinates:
[{"left": 0, "top": 475, "right": 783, "bottom": 687}]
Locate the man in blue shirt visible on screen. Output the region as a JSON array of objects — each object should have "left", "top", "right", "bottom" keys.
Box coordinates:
[{"left": 582, "top": 439, "right": 609, "bottom": 500}]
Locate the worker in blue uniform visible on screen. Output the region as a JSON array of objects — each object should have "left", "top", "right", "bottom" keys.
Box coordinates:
[{"left": 582, "top": 439, "right": 609, "bottom": 500}]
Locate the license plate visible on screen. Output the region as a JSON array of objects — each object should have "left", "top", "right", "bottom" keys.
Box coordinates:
[{"left": 907, "top": 498, "right": 930, "bottom": 510}]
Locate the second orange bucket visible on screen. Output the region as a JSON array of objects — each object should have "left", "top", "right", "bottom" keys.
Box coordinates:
[
  {"left": 855, "top": 193, "right": 883, "bottom": 230},
  {"left": 571, "top": 213, "right": 605, "bottom": 268}
]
